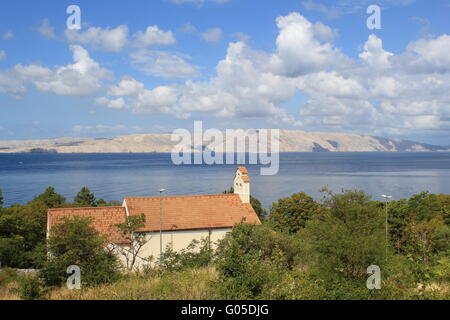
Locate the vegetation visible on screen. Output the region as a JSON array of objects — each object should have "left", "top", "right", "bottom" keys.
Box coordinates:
[
  {"left": 115, "top": 214, "right": 151, "bottom": 272},
  {"left": 74, "top": 187, "right": 97, "bottom": 207},
  {"left": 41, "top": 216, "right": 121, "bottom": 287},
  {"left": 0, "top": 185, "right": 448, "bottom": 300}
]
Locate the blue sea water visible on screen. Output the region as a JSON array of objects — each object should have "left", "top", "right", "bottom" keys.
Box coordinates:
[{"left": 0, "top": 152, "right": 449, "bottom": 208}]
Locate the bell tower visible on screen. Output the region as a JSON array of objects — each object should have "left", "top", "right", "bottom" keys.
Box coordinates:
[{"left": 234, "top": 167, "right": 250, "bottom": 204}]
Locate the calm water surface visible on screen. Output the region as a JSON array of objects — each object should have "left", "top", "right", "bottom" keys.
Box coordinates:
[{"left": 0, "top": 152, "right": 449, "bottom": 208}]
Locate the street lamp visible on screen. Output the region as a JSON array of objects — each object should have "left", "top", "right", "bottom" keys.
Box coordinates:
[
  {"left": 381, "top": 194, "right": 393, "bottom": 261},
  {"left": 159, "top": 189, "right": 166, "bottom": 262}
]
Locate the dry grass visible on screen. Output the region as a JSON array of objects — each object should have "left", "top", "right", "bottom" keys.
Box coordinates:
[
  {"left": 49, "top": 266, "right": 218, "bottom": 300},
  {"left": 0, "top": 282, "right": 20, "bottom": 300}
]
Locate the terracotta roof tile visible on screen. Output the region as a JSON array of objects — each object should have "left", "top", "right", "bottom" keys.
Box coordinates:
[
  {"left": 47, "top": 207, "right": 128, "bottom": 244},
  {"left": 242, "top": 175, "right": 251, "bottom": 183},
  {"left": 124, "top": 194, "right": 261, "bottom": 232},
  {"left": 237, "top": 166, "right": 249, "bottom": 174}
]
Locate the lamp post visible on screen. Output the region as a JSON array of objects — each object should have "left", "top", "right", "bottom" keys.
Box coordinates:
[
  {"left": 159, "top": 189, "right": 166, "bottom": 262},
  {"left": 381, "top": 194, "right": 392, "bottom": 261}
]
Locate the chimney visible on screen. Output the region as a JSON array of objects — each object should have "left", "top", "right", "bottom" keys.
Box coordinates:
[{"left": 234, "top": 167, "right": 250, "bottom": 204}]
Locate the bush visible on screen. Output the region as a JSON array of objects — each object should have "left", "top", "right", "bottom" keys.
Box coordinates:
[
  {"left": 17, "top": 275, "right": 47, "bottom": 300},
  {"left": 41, "top": 217, "right": 121, "bottom": 287},
  {"left": 269, "top": 192, "right": 319, "bottom": 234},
  {"left": 213, "top": 223, "right": 296, "bottom": 299},
  {"left": 159, "top": 238, "right": 214, "bottom": 272}
]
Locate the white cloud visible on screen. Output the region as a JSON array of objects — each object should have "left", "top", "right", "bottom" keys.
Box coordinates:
[
  {"left": 269, "top": 13, "right": 348, "bottom": 76},
  {"left": 133, "top": 26, "right": 176, "bottom": 48},
  {"left": 65, "top": 25, "right": 129, "bottom": 52},
  {"left": 404, "top": 35, "right": 450, "bottom": 73},
  {"left": 108, "top": 76, "right": 144, "bottom": 96},
  {"left": 95, "top": 97, "right": 126, "bottom": 109},
  {"left": 233, "top": 32, "right": 250, "bottom": 43},
  {"left": 38, "top": 19, "right": 57, "bottom": 39},
  {"left": 0, "top": 70, "right": 26, "bottom": 97},
  {"left": 359, "top": 34, "right": 393, "bottom": 69},
  {"left": 0, "top": 50, "right": 6, "bottom": 60},
  {"left": 180, "top": 23, "right": 197, "bottom": 34},
  {"left": 130, "top": 50, "right": 199, "bottom": 79},
  {"left": 15, "top": 45, "right": 113, "bottom": 96},
  {"left": 2, "top": 31, "right": 14, "bottom": 40},
  {"left": 201, "top": 28, "right": 223, "bottom": 42}
]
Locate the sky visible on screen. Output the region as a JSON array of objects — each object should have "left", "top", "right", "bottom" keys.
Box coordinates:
[{"left": 0, "top": 0, "right": 449, "bottom": 145}]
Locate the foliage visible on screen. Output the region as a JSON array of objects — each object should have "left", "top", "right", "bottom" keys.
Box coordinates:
[
  {"left": 33, "top": 187, "right": 66, "bottom": 208},
  {"left": 299, "top": 189, "right": 386, "bottom": 278},
  {"left": 269, "top": 192, "right": 319, "bottom": 234},
  {"left": 17, "top": 275, "right": 47, "bottom": 300},
  {"left": 74, "top": 187, "right": 97, "bottom": 207},
  {"left": 115, "top": 214, "right": 150, "bottom": 271},
  {"left": 97, "top": 199, "right": 122, "bottom": 207},
  {"left": 0, "top": 201, "right": 48, "bottom": 268},
  {"left": 213, "top": 222, "right": 298, "bottom": 299},
  {"left": 0, "top": 189, "right": 3, "bottom": 207},
  {"left": 159, "top": 238, "right": 214, "bottom": 272},
  {"left": 41, "top": 217, "right": 121, "bottom": 287}
]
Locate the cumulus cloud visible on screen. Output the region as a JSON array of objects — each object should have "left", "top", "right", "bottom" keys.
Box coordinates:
[
  {"left": 201, "top": 28, "right": 223, "bottom": 42},
  {"left": 2, "top": 11, "right": 448, "bottom": 140},
  {"left": 2, "top": 31, "right": 14, "bottom": 40},
  {"left": 359, "top": 34, "right": 393, "bottom": 69},
  {"left": 0, "top": 70, "right": 26, "bottom": 97},
  {"left": 38, "top": 19, "right": 57, "bottom": 39},
  {"left": 15, "top": 45, "right": 113, "bottom": 96},
  {"left": 130, "top": 50, "right": 199, "bottom": 79},
  {"left": 133, "top": 26, "right": 176, "bottom": 48},
  {"left": 65, "top": 25, "right": 129, "bottom": 52},
  {"left": 0, "top": 50, "right": 5, "bottom": 61},
  {"left": 98, "top": 77, "right": 188, "bottom": 118},
  {"left": 269, "top": 13, "right": 348, "bottom": 76}
]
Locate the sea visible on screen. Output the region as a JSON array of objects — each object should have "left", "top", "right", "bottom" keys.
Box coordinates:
[{"left": 0, "top": 152, "right": 449, "bottom": 208}]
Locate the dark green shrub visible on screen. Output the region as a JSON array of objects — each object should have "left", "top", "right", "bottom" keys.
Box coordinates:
[
  {"left": 17, "top": 275, "right": 47, "bottom": 300},
  {"left": 41, "top": 217, "right": 121, "bottom": 287}
]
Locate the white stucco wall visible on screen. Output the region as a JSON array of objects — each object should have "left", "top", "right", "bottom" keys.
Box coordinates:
[
  {"left": 116, "top": 228, "right": 231, "bottom": 269},
  {"left": 234, "top": 170, "right": 250, "bottom": 203}
]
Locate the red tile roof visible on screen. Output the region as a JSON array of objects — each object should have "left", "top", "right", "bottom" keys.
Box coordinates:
[
  {"left": 47, "top": 194, "right": 261, "bottom": 244},
  {"left": 47, "top": 207, "right": 128, "bottom": 244},
  {"left": 124, "top": 193, "right": 261, "bottom": 232},
  {"left": 237, "top": 166, "right": 249, "bottom": 174}
]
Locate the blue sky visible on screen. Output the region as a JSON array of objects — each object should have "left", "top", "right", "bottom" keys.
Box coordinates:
[{"left": 0, "top": 0, "right": 449, "bottom": 144}]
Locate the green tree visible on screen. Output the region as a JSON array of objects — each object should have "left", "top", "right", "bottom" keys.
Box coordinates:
[
  {"left": 214, "top": 223, "right": 292, "bottom": 299},
  {"left": 97, "top": 199, "right": 122, "bottom": 207},
  {"left": 0, "top": 200, "right": 48, "bottom": 268},
  {"left": 41, "top": 216, "right": 121, "bottom": 287},
  {"left": 74, "top": 187, "right": 97, "bottom": 207},
  {"left": 269, "top": 192, "right": 319, "bottom": 234},
  {"left": 115, "top": 214, "right": 150, "bottom": 271},
  {"left": 300, "top": 190, "right": 386, "bottom": 278},
  {"left": 33, "top": 187, "right": 66, "bottom": 208}
]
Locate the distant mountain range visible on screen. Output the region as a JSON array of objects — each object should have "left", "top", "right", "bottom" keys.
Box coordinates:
[{"left": 0, "top": 131, "right": 448, "bottom": 153}]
